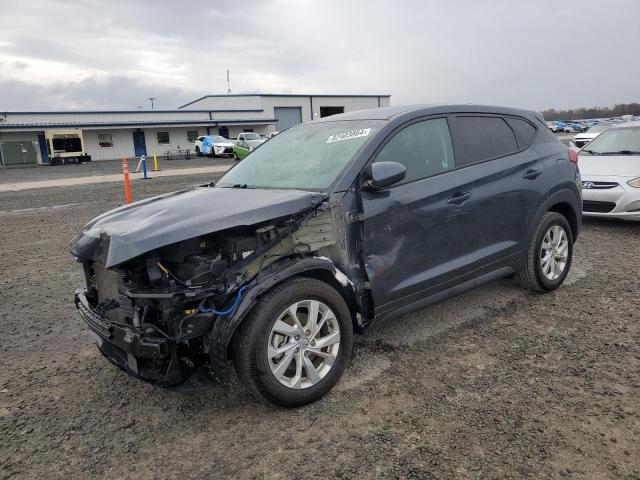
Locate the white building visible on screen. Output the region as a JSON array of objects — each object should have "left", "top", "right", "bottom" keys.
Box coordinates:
[{"left": 0, "top": 93, "right": 390, "bottom": 166}]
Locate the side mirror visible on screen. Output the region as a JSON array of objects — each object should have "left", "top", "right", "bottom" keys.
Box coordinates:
[{"left": 365, "top": 161, "right": 406, "bottom": 189}]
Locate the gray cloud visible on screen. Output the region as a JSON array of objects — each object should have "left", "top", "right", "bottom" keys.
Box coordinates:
[
  {"left": 0, "top": 0, "right": 639, "bottom": 111},
  {"left": 0, "top": 76, "right": 199, "bottom": 109}
]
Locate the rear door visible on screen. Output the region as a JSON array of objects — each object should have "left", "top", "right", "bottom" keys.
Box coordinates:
[{"left": 449, "top": 114, "right": 541, "bottom": 257}]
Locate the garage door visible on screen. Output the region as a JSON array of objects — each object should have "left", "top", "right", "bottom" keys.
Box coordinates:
[{"left": 274, "top": 107, "right": 302, "bottom": 132}]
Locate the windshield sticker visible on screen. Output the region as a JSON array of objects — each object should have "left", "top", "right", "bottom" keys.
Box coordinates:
[{"left": 326, "top": 128, "right": 371, "bottom": 143}]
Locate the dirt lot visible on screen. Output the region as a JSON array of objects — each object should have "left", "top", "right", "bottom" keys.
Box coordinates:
[{"left": 0, "top": 172, "right": 638, "bottom": 480}]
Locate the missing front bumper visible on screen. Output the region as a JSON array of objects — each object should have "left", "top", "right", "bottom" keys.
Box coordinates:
[
  {"left": 74, "top": 289, "right": 226, "bottom": 391},
  {"left": 74, "top": 288, "right": 181, "bottom": 386}
]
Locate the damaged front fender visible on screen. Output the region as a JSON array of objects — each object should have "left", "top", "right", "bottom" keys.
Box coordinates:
[{"left": 207, "top": 256, "right": 343, "bottom": 372}]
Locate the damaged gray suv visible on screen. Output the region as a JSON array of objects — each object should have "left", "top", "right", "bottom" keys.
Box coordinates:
[{"left": 72, "top": 105, "right": 581, "bottom": 406}]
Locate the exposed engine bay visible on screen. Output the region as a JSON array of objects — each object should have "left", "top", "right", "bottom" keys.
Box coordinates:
[{"left": 74, "top": 197, "right": 362, "bottom": 390}]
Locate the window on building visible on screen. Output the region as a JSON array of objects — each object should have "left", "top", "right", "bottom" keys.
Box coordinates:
[
  {"left": 452, "top": 116, "right": 519, "bottom": 166},
  {"left": 243, "top": 128, "right": 254, "bottom": 133},
  {"left": 157, "top": 131, "right": 170, "bottom": 145},
  {"left": 98, "top": 133, "right": 113, "bottom": 147},
  {"left": 374, "top": 118, "right": 454, "bottom": 184},
  {"left": 187, "top": 131, "right": 198, "bottom": 143},
  {"left": 320, "top": 106, "right": 345, "bottom": 118}
]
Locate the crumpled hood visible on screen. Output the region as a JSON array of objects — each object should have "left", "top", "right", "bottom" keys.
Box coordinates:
[
  {"left": 578, "top": 155, "right": 640, "bottom": 178},
  {"left": 70, "top": 186, "right": 325, "bottom": 268}
]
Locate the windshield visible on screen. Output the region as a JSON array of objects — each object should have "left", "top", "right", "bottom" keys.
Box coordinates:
[
  {"left": 212, "top": 135, "right": 227, "bottom": 142},
  {"left": 241, "top": 133, "right": 261, "bottom": 140},
  {"left": 217, "top": 120, "right": 384, "bottom": 190},
  {"left": 586, "top": 123, "right": 614, "bottom": 133},
  {"left": 580, "top": 126, "right": 640, "bottom": 155}
]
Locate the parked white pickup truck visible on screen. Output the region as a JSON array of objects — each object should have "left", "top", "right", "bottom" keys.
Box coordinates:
[{"left": 235, "top": 132, "right": 265, "bottom": 144}]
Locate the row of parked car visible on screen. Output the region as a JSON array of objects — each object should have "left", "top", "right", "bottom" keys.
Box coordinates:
[
  {"left": 546, "top": 115, "right": 640, "bottom": 134},
  {"left": 546, "top": 120, "right": 592, "bottom": 133},
  {"left": 194, "top": 131, "right": 279, "bottom": 161}
]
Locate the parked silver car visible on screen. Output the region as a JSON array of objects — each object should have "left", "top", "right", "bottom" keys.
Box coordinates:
[{"left": 579, "top": 121, "right": 640, "bottom": 220}]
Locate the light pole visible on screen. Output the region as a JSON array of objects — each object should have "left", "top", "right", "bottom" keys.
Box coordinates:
[{"left": 148, "top": 97, "right": 156, "bottom": 109}]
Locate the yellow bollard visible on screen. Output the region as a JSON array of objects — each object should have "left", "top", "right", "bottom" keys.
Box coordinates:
[{"left": 152, "top": 149, "right": 161, "bottom": 171}]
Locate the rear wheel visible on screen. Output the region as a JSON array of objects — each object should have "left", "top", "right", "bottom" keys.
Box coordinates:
[
  {"left": 518, "top": 212, "right": 573, "bottom": 292},
  {"left": 232, "top": 277, "right": 353, "bottom": 407}
]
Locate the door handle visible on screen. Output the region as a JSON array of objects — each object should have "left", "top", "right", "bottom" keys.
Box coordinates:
[
  {"left": 523, "top": 169, "right": 542, "bottom": 180},
  {"left": 447, "top": 192, "right": 471, "bottom": 205}
]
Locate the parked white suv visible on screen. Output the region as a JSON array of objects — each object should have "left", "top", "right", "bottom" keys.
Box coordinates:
[
  {"left": 194, "top": 135, "right": 235, "bottom": 157},
  {"left": 570, "top": 122, "right": 618, "bottom": 149}
]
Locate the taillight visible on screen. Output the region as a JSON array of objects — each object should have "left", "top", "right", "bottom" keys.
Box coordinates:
[{"left": 568, "top": 148, "right": 579, "bottom": 164}]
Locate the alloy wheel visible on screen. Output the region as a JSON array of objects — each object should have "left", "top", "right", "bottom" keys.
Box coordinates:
[
  {"left": 267, "top": 300, "right": 341, "bottom": 389},
  {"left": 539, "top": 225, "right": 569, "bottom": 281}
]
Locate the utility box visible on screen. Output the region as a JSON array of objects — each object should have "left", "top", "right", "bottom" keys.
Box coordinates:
[{"left": 0, "top": 141, "right": 38, "bottom": 167}]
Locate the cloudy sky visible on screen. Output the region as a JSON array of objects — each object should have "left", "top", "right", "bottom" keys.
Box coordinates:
[{"left": 0, "top": 0, "right": 638, "bottom": 111}]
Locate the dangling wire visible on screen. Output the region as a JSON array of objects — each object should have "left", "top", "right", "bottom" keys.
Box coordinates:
[{"left": 198, "top": 286, "right": 248, "bottom": 316}]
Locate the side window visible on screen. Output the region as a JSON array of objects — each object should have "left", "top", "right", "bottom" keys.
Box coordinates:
[
  {"left": 505, "top": 117, "right": 536, "bottom": 148},
  {"left": 452, "top": 116, "right": 518, "bottom": 166},
  {"left": 374, "top": 118, "right": 454, "bottom": 184}
]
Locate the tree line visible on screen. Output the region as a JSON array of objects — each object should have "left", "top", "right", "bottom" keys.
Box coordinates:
[{"left": 542, "top": 103, "right": 640, "bottom": 120}]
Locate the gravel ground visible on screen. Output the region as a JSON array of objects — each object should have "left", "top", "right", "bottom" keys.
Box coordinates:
[{"left": 0, "top": 176, "right": 638, "bottom": 480}]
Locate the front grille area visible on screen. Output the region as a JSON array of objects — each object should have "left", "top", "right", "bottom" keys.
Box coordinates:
[
  {"left": 583, "top": 200, "right": 616, "bottom": 213},
  {"left": 223, "top": 147, "right": 233, "bottom": 153},
  {"left": 92, "top": 262, "right": 133, "bottom": 323},
  {"left": 582, "top": 181, "right": 619, "bottom": 190}
]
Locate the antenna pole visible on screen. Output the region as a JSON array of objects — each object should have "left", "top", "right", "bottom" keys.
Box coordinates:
[{"left": 227, "top": 70, "right": 232, "bottom": 94}]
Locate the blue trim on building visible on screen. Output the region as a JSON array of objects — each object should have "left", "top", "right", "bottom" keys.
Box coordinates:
[
  {"left": 0, "top": 119, "right": 277, "bottom": 130},
  {"left": 179, "top": 93, "right": 392, "bottom": 108},
  {"left": 2, "top": 109, "right": 264, "bottom": 115}
]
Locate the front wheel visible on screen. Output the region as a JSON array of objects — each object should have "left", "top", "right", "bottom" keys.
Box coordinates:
[
  {"left": 518, "top": 212, "right": 573, "bottom": 292},
  {"left": 232, "top": 277, "right": 353, "bottom": 407},
  {"left": 233, "top": 153, "right": 240, "bottom": 161},
  {"left": 195, "top": 146, "right": 202, "bottom": 156}
]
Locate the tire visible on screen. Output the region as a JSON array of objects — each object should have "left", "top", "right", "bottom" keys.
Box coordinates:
[
  {"left": 233, "top": 153, "right": 240, "bottom": 161},
  {"left": 195, "top": 146, "right": 201, "bottom": 156},
  {"left": 232, "top": 277, "right": 353, "bottom": 407},
  {"left": 518, "top": 212, "right": 573, "bottom": 292}
]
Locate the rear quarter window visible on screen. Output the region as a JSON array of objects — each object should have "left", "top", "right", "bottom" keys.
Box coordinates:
[
  {"left": 505, "top": 117, "right": 537, "bottom": 148},
  {"left": 452, "top": 116, "right": 519, "bottom": 166}
]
